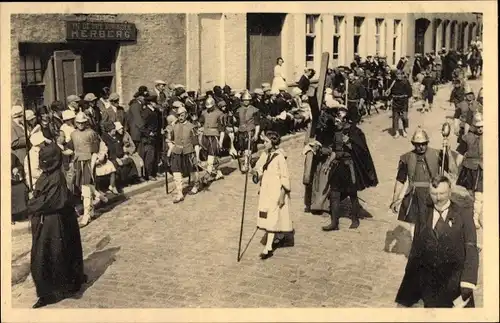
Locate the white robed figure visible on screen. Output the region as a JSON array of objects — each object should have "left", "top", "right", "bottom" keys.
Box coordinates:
[
  {"left": 252, "top": 131, "right": 293, "bottom": 260},
  {"left": 271, "top": 57, "right": 287, "bottom": 93}
]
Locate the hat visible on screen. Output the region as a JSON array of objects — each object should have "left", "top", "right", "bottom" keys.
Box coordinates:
[
  {"left": 84, "top": 93, "right": 98, "bottom": 102},
  {"left": 254, "top": 88, "right": 264, "bottom": 95},
  {"left": 102, "top": 121, "right": 116, "bottom": 133},
  {"left": 411, "top": 127, "right": 430, "bottom": 144},
  {"left": 25, "top": 109, "right": 36, "bottom": 121},
  {"left": 278, "top": 85, "right": 287, "bottom": 91},
  {"left": 291, "top": 87, "right": 302, "bottom": 96},
  {"left": 282, "top": 93, "right": 292, "bottom": 100},
  {"left": 62, "top": 110, "right": 76, "bottom": 121},
  {"left": 324, "top": 88, "right": 333, "bottom": 95},
  {"left": 177, "top": 106, "right": 187, "bottom": 115},
  {"left": 175, "top": 84, "right": 186, "bottom": 89},
  {"left": 464, "top": 85, "right": 474, "bottom": 95},
  {"left": 205, "top": 97, "right": 215, "bottom": 108},
  {"left": 242, "top": 91, "right": 252, "bottom": 101},
  {"left": 472, "top": 112, "right": 483, "bottom": 127},
  {"left": 114, "top": 122, "right": 124, "bottom": 131},
  {"left": 11, "top": 105, "right": 23, "bottom": 118},
  {"left": 109, "top": 93, "right": 120, "bottom": 101},
  {"left": 155, "top": 80, "right": 166, "bottom": 85},
  {"left": 217, "top": 100, "right": 227, "bottom": 107},
  {"left": 172, "top": 101, "right": 184, "bottom": 109},
  {"left": 166, "top": 115, "right": 177, "bottom": 124},
  {"left": 67, "top": 95, "right": 80, "bottom": 103},
  {"left": 75, "top": 112, "right": 89, "bottom": 123},
  {"left": 261, "top": 82, "right": 271, "bottom": 89},
  {"left": 30, "top": 132, "right": 47, "bottom": 147}
]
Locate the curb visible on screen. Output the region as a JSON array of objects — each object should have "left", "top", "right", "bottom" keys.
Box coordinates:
[{"left": 11, "top": 131, "right": 306, "bottom": 238}]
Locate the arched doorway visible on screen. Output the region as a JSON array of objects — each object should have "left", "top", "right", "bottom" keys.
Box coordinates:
[{"left": 415, "top": 18, "right": 431, "bottom": 54}]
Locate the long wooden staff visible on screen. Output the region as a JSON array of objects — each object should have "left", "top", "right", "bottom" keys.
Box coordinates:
[
  {"left": 23, "top": 105, "right": 33, "bottom": 191},
  {"left": 237, "top": 131, "right": 252, "bottom": 262}
]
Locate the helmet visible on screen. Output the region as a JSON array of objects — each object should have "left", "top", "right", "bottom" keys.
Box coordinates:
[
  {"left": 62, "top": 110, "right": 76, "bottom": 121},
  {"left": 205, "top": 97, "right": 215, "bottom": 108},
  {"left": 464, "top": 84, "right": 474, "bottom": 95},
  {"left": 25, "top": 109, "right": 36, "bottom": 121},
  {"left": 75, "top": 112, "right": 88, "bottom": 123},
  {"left": 242, "top": 91, "right": 252, "bottom": 101},
  {"left": 472, "top": 112, "right": 483, "bottom": 127},
  {"left": 411, "top": 127, "right": 430, "bottom": 144}
]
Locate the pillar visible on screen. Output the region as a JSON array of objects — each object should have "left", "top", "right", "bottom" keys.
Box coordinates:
[
  {"left": 463, "top": 22, "right": 469, "bottom": 49},
  {"left": 321, "top": 14, "right": 334, "bottom": 68},
  {"left": 292, "top": 14, "right": 306, "bottom": 83},
  {"left": 435, "top": 20, "right": 442, "bottom": 54},
  {"left": 423, "top": 20, "right": 433, "bottom": 53},
  {"left": 345, "top": 14, "right": 355, "bottom": 63},
  {"left": 386, "top": 18, "right": 395, "bottom": 64},
  {"left": 445, "top": 21, "right": 451, "bottom": 50},
  {"left": 365, "top": 16, "right": 376, "bottom": 56},
  {"left": 313, "top": 15, "right": 323, "bottom": 75}
]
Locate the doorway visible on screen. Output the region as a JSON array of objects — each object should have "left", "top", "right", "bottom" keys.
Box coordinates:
[
  {"left": 415, "top": 18, "right": 431, "bottom": 54},
  {"left": 247, "top": 13, "right": 286, "bottom": 90}
]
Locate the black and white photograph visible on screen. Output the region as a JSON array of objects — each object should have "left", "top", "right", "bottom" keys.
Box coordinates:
[{"left": 1, "top": 1, "right": 498, "bottom": 322}]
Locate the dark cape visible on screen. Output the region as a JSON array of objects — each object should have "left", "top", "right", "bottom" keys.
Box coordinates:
[
  {"left": 346, "top": 124, "right": 379, "bottom": 191},
  {"left": 27, "top": 143, "right": 85, "bottom": 298}
]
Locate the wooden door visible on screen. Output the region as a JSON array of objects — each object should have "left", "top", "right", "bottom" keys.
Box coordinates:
[
  {"left": 247, "top": 14, "right": 284, "bottom": 90},
  {"left": 53, "top": 50, "right": 83, "bottom": 104}
]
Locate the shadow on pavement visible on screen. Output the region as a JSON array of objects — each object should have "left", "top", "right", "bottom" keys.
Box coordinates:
[
  {"left": 384, "top": 225, "right": 412, "bottom": 258},
  {"left": 71, "top": 246, "right": 121, "bottom": 300}
]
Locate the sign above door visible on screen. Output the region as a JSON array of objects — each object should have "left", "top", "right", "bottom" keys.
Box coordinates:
[{"left": 66, "top": 21, "right": 137, "bottom": 41}]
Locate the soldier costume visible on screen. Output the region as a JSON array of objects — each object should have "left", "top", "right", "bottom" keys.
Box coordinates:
[
  {"left": 235, "top": 91, "right": 261, "bottom": 173},
  {"left": 346, "top": 70, "right": 367, "bottom": 124},
  {"left": 456, "top": 112, "right": 483, "bottom": 229},
  {"left": 390, "top": 128, "right": 458, "bottom": 238},
  {"left": 389, "top": 70, "right": 412, "bottom": 138},
  {"left": 321, "top": 105, "right": 378, "bottom": 231},
  {"left": 453, "top": 85, "right": 483, "bottom": 147},
  {"left": 166, "top": 106, "right": 201, "bottom": 203},
  {"left": 199, "top": 97, "right": 225, "bottom": 182}
]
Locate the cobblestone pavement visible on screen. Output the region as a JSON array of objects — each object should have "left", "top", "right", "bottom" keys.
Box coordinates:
[{"left": 11, "top": 80, "right": 483, "bottom": 308}]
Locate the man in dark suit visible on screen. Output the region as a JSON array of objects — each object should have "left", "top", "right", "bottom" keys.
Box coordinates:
[
  {"left": 395, "top": 175, "right": 479, "bottom": 308},
  {"left": 297, "top": 68, "right": 316, "bottom": 94}
]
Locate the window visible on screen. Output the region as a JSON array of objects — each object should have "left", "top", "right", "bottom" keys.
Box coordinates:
[
  {"left": 375, "top": 18, "right": 384, "bottom": 55},
  {"left": 20, "top": 55, "right": 43, "bottom": 86},
  {"left": 305, "top": 15, "right": 319, "bottom": 68},
  {"left": 353, "top": 17, "right": 364, "bottom": 55},
  {"left": 333, "top": 16, "right": 344, "bottom": 60},
  {"left": 81, "top": 43, "right": 116, "bottom": 77},
  {"left": 441, "top": 20, "right": 448, "bottom": 49}
]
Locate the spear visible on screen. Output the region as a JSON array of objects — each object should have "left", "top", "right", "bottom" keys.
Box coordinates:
[
  {"left": 22, "top": 104, "right": 33, "bottom": 191},
  {"left": 237, "top": 132, "right": 252, "bottom": 262}
]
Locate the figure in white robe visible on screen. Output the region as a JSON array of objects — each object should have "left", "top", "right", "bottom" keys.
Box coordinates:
[
  {"left": 252, "top": 131, "right": 293, "bottom": 259},
  {"left": 271, "top": 58, "right": 287, "bottom": 93}
]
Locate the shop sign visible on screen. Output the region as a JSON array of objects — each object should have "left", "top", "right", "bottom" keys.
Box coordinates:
[{"left": 66, "top": 21, "right": 137, "bottom": 41}]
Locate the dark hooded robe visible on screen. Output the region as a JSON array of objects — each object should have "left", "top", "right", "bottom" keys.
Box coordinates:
[{"left": 27, "top": 142, "right": 86, "bottom": 299}]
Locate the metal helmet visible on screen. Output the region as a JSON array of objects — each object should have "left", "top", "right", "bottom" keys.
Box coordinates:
[
  {"left": 205, "top": 97, "right": 215, "bottom": 108},
  {"left": 472, "top": 112, "right": 484, "bottom": 127},
  {"left": 411, "top": 127, "right": 430, "bottom": 144},
  {"left": 242, "top": 91, "right": 252, "bottom": 101}
]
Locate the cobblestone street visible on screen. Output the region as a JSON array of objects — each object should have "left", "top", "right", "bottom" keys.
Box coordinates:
[{"left": 11, "top": 80, "right": 483, "bottom": 308}]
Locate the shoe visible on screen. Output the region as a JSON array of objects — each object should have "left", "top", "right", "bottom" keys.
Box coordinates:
[
  {"left": 149, "top": 177, "right": 158, "bottom": 181},
  {"left": 188, "top": 186, "right": 199, "bottom": 195},
  {"left": 173, "top": 196, "right": 184, "bottom": 204},
  {"left": 393, "top": 133, "right": 400, "bottom": 139},
  {"left": 349, "top": 219, "right": 360, "bottom": 229},
  {"left": 322, "top": 223, "right": 339, "bottom": 231},
  {"left": 109, "top": 186, "right": 119, "bottom": 195},
  {"left": 32, "top": 296, "right": 56, "bottom": 308},
  {"left": 259, "top": 250, "right": 274, "bottom": 260},
  {"left": 402, "top": 131, "right": 408, "bottom": 138},
  {"left": 304, "top": 206, "right": 311, "bottom": 213},
  {"left": 79, "top": 218, "right": 91, "bottom": 228}
]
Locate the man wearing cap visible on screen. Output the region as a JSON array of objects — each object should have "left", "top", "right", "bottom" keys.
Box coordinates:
[
  {"left": 127, "top": 86, "right": 148, "bottom": 148},
  {"left": 25, "top": 109, "right": 40, "bottom": 137},
  {"left": 456, "top": 112, "right": 484, "bottom": 229},
  {"left": 154, "top": 80, "right": 168, "bottom": 107},
  {"left": 138, "top": 91, "right": 160, "bottom": 181},
  {"left": 67, "top": 95, "right": 81, "bottom": 113},
  {"left": 453, "top": 86, "right": 483, "bottom": 147},
  {"left": 388, "top": 70, "right": 412, "bottom": 138},
  {"left": 235, "top": 91, "right": 261, "bottom": 173},
  {"left": 449, "top": 79, "right": 466, "bottom": 109},
  {"left": 96, "top": 87, "right": 112, "bottom": 115},
  {"left": 61, "top": 110, "right": 76, "bottom": 143},
  {"left": 346, "top": 70, "right": 367, "bottom": 124},
  {"left": 11, "top": 105, "right": 28, "bottom": 166},
  {"left": 166, "top": 106, "right": 201, "bottom": 203},
  {"left": 199, "top": 96, "right": 225, "bottom": 181},
  {"left": 82, "top": 93, "right": 101, "bottom": 134},
  {"left": 390, "top": 127, "right": 458, "bottom": 238},
  {"left": 297, "top": 69, "right": 316, "bottom": 94},
  {"left": 101, "top": 93, "right": 126, "bottom": 127}
]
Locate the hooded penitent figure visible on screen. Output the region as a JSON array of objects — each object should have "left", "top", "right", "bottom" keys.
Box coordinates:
[{"left": 27, "top": 142, "right": 86, "bottom": 308}]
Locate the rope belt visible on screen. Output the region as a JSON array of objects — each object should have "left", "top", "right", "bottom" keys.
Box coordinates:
[
  {"left": 392, "top": 95, "right": 408, "bottom": 98},
  {"left": 347, "top": 99, "right": 359, "bottom": 102}
]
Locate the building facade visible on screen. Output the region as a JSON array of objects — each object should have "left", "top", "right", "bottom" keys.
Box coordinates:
[{"left": 12, "top": 12, "right": 482, "bottom": 109}]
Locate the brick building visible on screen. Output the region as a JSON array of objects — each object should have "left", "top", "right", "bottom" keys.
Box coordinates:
[{"left": 11, "top": 13, "right": 482, "bottom": 109}]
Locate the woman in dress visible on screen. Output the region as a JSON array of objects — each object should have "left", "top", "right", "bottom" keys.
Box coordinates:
[
  {"left": 252, "top": 131, "right": 293, "bottom": 259},
  {"left": 271, "top": 57, "right": 287, "bottom": 94},
  {"left": 27, "top": 142, "right": 86, "bottom": 308}
]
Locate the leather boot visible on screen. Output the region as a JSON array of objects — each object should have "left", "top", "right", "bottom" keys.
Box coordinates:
[
  {"left": 322, "top": 212, "right": 339, "bottom": 231},
  {"left": 349, "top": 195, "right": 361, "bottom": 229}
]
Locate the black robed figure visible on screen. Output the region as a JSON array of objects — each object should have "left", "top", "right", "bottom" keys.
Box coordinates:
[
  {"left": 322, "top": 105, "right": 378, "bottom": 231},
  {"left": 27, "top": 142, "right": 86, "bottom": 308}
]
